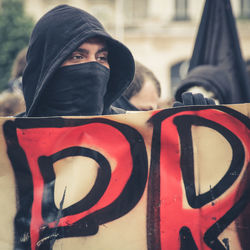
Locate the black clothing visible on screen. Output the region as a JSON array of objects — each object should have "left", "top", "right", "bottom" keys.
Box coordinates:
[
  {"left": 36, "top": 62, "right": 110, "bottom": 116},
  {"left": 175, "top": 65, "right": 232, "bottom": 104},
  {"left": 188, "top": 0, "right": 250, "bottom": 103},
  {"left": 173, "top": 92, "right": 216, "bottom": 107},
  {"left": 112, "top": 96, "right": 139, "bottom": 111},
  {"left": 22, "top": 5, "right": 134, "bottom": 117}
]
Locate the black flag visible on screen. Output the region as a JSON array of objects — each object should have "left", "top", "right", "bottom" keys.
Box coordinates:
[{"left": 189, "top": 0, "right": 250, "bottom": 103}]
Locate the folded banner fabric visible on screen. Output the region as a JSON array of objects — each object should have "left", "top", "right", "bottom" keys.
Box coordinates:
[{"left": 0, "top": 104, "right": 249, "bottom": 250}]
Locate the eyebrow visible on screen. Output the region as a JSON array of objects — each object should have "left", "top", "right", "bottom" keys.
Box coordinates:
[{"left": 74, "top": 47, "right": 108, "bottom": 54}]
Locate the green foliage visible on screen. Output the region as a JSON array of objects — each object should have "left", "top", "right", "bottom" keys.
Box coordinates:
[{"left": 0, "top": 0, "right": 34, "bottom": 91}]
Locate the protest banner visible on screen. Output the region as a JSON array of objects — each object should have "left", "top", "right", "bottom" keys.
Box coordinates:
[{"left": 0, "top": 104, "right": 249, "bottom": 249}]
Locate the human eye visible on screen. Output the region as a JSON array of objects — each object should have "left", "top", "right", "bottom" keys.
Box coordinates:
[
  {"left": 96, "top": 51, "right": 108, "bottom": 63},
  {"left": 69, "top": 53, "right": 85, "bottom": 61},
  {"left": 61, "top": 51, "right": 88, "bottom": 67}
]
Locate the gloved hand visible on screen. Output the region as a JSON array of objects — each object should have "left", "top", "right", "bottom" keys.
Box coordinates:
[{"left": 173, "top": 92, "right": 216, "bottom": 107}]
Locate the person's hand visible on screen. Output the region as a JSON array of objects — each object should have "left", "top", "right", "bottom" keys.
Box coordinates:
[{"left": 173, "top": 92, "right": 216, "bottom": 107}]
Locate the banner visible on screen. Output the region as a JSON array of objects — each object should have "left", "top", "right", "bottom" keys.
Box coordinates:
[{"left": 0, "top": 104, "right": 249, "bottom": 250}]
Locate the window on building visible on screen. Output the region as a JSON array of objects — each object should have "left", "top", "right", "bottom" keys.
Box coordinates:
[
  {"left": 240, "top": 0, "right": 250, "bottom": 18},
  {"left": 86, "top": 0, "right": 115, "bottom": 30},
  {"left": 173, "top": 0, "right": 190, "bottom": 21},
  {"left": 124, "top": 0, "right": 148, "bottom": 25},
  {"left": 89, "top": 4, "right": 114, "bottom": 28}
]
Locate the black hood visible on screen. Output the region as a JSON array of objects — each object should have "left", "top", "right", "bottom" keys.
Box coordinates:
[
  {"left": 22, "top": 5, "right": 134, "bottom": 116},
  {"left": 175, "top": 65, "right": 233, "bottom": 104}
]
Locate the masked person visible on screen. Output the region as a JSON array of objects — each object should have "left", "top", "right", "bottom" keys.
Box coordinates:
[
  {"left": 20, "top": 5, "right": 135, "bottom": 117},
  {"left": 174, "top": 65, "right": 232, "bottom": 105},
  {"left": 21, "top": 5, "right": 214, "bottom": 117}
]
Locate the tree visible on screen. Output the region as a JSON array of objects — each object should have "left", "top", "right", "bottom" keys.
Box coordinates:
[{"left": 0, "top": 0, "right": 34, "bottom": 91}]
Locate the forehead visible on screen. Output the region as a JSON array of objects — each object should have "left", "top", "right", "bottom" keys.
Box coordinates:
[
  {"left": 141, "top": 79, "right": 159, "bottom": 98},
  {"left": 78, "top": 37, "right": 108, "bottom": 49}
]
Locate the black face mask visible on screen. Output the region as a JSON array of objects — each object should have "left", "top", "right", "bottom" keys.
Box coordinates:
[{"left": 35, "top": 62, "right": 110, "bottom": 116}]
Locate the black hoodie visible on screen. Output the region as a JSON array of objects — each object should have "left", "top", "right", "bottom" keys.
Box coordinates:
[
  {"left": 22, "top": 5, "right": 135, "bottom": 117},
  {"left": 175, "top": 65, "right": 233, "bottom": 104}
]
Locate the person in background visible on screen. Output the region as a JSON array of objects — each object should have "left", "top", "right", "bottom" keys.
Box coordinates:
[
  {"left": 174, "top": 65, "right": 233, "bottom": 105},
  {"left": 0, "top": 90, "right": 25, "bottom": 116},
  {"left": 113, "top": 61, "right": 161, "bottom": 111},
  {"left": 8, "top": 47, "right": 28, "bottom": 93},
  {"left": 0, "top": 47, "right": 27, "bottom": 116}
]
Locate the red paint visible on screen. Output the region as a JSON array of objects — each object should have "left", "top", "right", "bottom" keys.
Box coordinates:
[
  {"left": 17, "top": 123, "right": 133, "bottom": 250},
  {"left": 159, "top": 110, "right": 249, "bottom": 249},
  {"left": 15, "top": 108, "right": 250, "bottom": 249}
]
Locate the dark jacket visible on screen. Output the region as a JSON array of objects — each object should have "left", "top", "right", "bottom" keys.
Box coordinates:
[
  {"left": 112, "top": 96, "right": 139, "bottom": 111},
  {"left": 175, "top": 65, "right": 233, "bottom": 104},
  {"left": 22, "top": 5, "right": 134, "bottom": 117}
]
